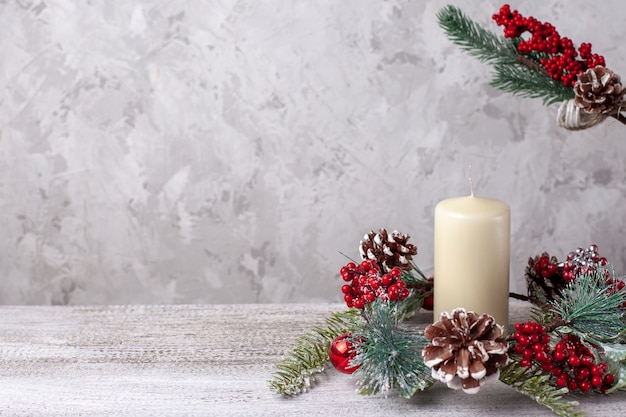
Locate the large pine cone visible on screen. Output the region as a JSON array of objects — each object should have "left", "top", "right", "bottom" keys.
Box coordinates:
[
  {"left": 422, "top": 308, "right": 509, "bottom": 394},
  {"left": 359, "top": 228, "right": 417, "bottom": 272},
  {"left": 574, "top": 66, "right": 624, "bottom": 114}
]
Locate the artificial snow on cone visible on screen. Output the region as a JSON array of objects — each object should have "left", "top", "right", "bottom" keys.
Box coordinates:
[
  {"left": 574, "top": 66, "right": 625, "bottom": 114},
  {"left": 359, "top": 228, "right": 417, "bottom": 272},
  {"left": 422, "top": 308, "right": 509, "bottom": 394}
]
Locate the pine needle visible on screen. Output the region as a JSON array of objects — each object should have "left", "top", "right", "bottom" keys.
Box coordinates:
[
  {"left": 549, "top": 268, "right": 626, "bottom": 342},
  {"left": 491, "top": 63, "right": 574, "bottom": 105},
  {"left": 268, "top": 309, "right": 361, "bottom": 395},
  {"left": 437, "top": 5, "right": 517, "bottom": 65},
  {"left": 437, "top": 5, "right": 573, "bottom": 106},
  {"left": 351, "top": 300, "right": 434, "bottom": 398},
  {"left": 499, "top": 359, "right": 583, "bottom": 417}
]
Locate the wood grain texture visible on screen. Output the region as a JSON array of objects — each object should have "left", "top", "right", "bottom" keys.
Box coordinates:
[{"left": 0, "top": 301, "right": 623, "bottom": 416}]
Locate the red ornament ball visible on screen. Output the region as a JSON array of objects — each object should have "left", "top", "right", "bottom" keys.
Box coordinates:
[{"left": 329, "top": 333, "right": 360, "bottom": 374}]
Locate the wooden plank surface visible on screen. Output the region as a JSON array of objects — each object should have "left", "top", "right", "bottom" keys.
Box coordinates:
[{"left": 0, "top": 301, "right": 623, "bottom": 416}]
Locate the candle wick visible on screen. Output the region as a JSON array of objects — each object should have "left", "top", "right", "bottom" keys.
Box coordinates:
[{"left": 468, "top": 165, "right": 474, "bottom": 197}]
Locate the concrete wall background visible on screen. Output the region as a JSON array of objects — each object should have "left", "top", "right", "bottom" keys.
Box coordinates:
[{"left": 1, "top": 0, "right": 625, "bottom": 305}]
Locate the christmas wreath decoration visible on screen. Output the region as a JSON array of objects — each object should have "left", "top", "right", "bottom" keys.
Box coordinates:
[
  {"left": 268, "top": 5, "right": 626, "bottom": 417},
  {"left": 269, "top": 228, "right": 626, "bottom": 417},
  {"left": 437, "top": 4, "right": 626, "bottom": 130}
]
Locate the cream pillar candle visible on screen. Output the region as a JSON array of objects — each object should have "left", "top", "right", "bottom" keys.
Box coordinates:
[{"left": 433, "top": 194, "right": 510, "bottom": 328}]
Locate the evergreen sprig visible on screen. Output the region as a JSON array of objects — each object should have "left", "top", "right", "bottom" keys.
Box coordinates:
[
  {"left": 436, "top": 5, "right": 517, "bottom": 65},
  {"left": 268, "top": 308, "right": 361, "bottom": 395},
  {"left": 437, "top": 5, "right": 573, "bottom": 106},
  {"left": 549, "top": 268, "right": 626, "bottom": 343},
  {"left": 499, "top": 359, "right": 583, "bottom": 417},
  {"left": 350, "top": 300, "right": 434, "bottom": 398},
  {"left": 491, "top": 63, "right": 574, "bottom": 105}
]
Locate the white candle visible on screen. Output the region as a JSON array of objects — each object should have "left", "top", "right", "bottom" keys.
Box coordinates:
[{"left": 433, "top": 194, "right": 510, "bottom": 327}]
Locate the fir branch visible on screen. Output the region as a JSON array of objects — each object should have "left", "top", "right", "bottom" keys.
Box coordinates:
[
  {"left": 491, "top": 63, "right": 574, "bottom": 105},
  {"left": 437, "top": 5, "right": 574, "bottom": 107},
  {"left": 436, "top": 5, "right": 517, "bottom": 65},
  {"left": 351, "top": 300, "right": 434, "bottom": 398},
  {"left": 549, "top": 268, "right": 626, "bottom": 343},
  {"left": 268, "top": 309, "right": 361, "bottom": 395},
  {"left": 499, "top": 359, "right": 583, "bottom": 417}
]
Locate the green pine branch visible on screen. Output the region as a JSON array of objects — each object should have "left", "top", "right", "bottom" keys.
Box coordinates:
[
  {"left": 437, "top": 5, "right": 517, "bottom": 65},
  {"left": 351, "top": 300, "right": 434, "bottom": 398},
  {"left": 491, "top": 63, "right": 574, "bottom": 105},
  {"left": 437, "top": 5, "right": 574, "bottom": 106},
  {"left": 499, "top": 359, "right": 584, "bottom": 417},
  {"left": 549, "top": 268, "right": 626, "bottom": 343},
  {"left": 268, "top": 309, "right": 361, "bottom": 395}
]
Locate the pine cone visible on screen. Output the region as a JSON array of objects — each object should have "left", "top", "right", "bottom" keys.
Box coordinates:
[
  {"left": 422, "top": 308, "right": 509, "bottom": 394},
  {"left": 574, "top": 66, "right": 624, "bottom": 114},
  {"left": 525, "top": 252, "right": 565, "bottom": 303},
  {"left": 359, "top": 228, "right": 417, "bottom": 272}
]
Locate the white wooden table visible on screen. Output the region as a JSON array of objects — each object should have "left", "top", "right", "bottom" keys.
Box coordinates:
[{"left": 0, "top": 300, "right": 623, "bottom": 416}]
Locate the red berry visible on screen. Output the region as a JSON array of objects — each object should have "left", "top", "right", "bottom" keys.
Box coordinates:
[
  {"left": 604, "top": 374, "right": 615, "bottom": 385},
  {"left": 390, "top": 267, "right": 402, "bottom": 278},
  {"left": 576, "top": 368, "right": 590, "bottom": 381},
  {"left": 580, "top": 355, "right": 594, "bottom": 368},
  {"left": 532, "top": 343, "right": 544, "bottom": 353},
  {"left": 381, "top": 274, "right": 393, "bottom": 286},
  {"left": 353, "top": 298, "right": 365, "bottom": 309},
  {"left": 591, "top": 365, "right": 603, "bottom": 376},
  {"left": 579, "top": 381, "right": 591, "bottom": 392},
  {"left": 387, "top": 284, "right": 399, "bottom": 301},
  {"left": 535, "top": 351, "right": 549, "bottom": 364},
  {"left": 568, "top": 355, "right": 581, "bottom": 368},
  {"left": 514, "top": 332, "right": 530, "bottom": 347},
  {"left": 541, "top": 362, "right": 553, "bottom": 372},
  {"left": 591, "top": 375, "right": 603, "bottom": 388},
  {"left": 568, "top": 381, "right": 578, "bottom": 392},
  {"left": 556, "top": 375, "right": 568, "bottom": 387}
]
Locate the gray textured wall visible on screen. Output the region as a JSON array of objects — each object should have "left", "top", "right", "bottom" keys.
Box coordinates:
[{"left": 1, "top": 0, "right": 625, "bottom": 305}]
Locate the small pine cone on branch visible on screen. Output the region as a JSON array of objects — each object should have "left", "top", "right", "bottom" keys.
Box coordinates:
[
  {"left": 574, "top": 66, "right": 625, "bottom": 114},
  {"left": 422, "top": 308, "right": 509, "bottom": 394},
  {"left": 359, "top": 228, "right": 417, "bottom": 272},
  {"left": 525, "top": 252, "right": 566, "bottom": 303}
]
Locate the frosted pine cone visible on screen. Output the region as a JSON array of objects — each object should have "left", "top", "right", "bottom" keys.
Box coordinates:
[
  {"left": 359, "top": 228, "right": 417, "bottom": 272},
  {"left": 422, "top": 308, "right": 509, "bottom": 394},
  {"left": 574, "top": 66, "right": 624, "bottom": 114}
]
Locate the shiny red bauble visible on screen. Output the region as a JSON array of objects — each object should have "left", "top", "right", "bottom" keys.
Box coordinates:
[{"left": 329, "top": 333, "right": 360, "bottom": 374}]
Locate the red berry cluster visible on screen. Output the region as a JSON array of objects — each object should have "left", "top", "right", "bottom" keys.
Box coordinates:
[
  {"left": 533, "top": 244, "right": 608, "bottom": 282},
  {"left": 533, "top": 254, "right": 562, "bottom": 280},
  {"left": 492, "top": 4, "right": 605, "bottom": 87},
  {"left": 340, "top": 260, "right": 409, "bottom": 309},
  {"left": 562, "top": 244, "right": 608, "bottom": 281},
  {"left": 513, "top": 322, "right": 615, "bottom": 393}
]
